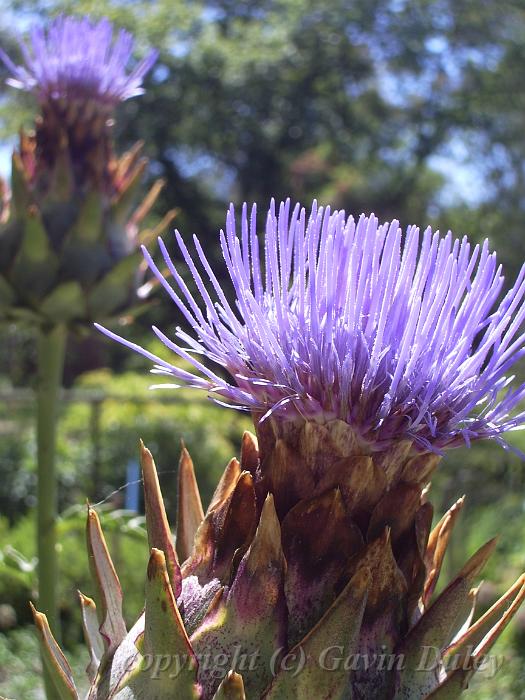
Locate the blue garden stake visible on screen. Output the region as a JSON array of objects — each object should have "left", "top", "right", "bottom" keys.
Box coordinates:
[{"left": 125, "top": 459, "right": 140, "bottom": 512}]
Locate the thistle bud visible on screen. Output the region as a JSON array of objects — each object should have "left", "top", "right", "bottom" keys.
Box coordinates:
[{"left": 0, "top": 16, "right": 170, "bottom": 327}]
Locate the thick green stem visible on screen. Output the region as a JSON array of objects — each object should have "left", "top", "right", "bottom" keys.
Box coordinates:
[{"left": 36, "top": 324, "right": 66, "bottom": 699}]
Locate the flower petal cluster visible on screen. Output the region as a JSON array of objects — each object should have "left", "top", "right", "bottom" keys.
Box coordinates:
[
  {"left": 98, "top": 200, "right": 525, "bottom": 452},
  {"left": 0, "top": 15, "right": 157, "bottom": 104}
]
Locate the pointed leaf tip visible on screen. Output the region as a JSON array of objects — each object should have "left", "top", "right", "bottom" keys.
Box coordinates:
[
  {"left": 137, "top": 548, "right": 199, "bottom": 698},
  {"left": 212, "top": 670, "right": 246, "bottom": 699},
  {"left": 176, "top": 446, "right": 204, "bottom": 563},
  {"left": 211, "top": 470, "right": 257, "bottom": 580},
  {"left": 353, "top": 526, "right": 406, "bottom": 617},
  {"left": 191, "top": 489, "right": 285, "bottom": 699},
  {"left": 445, "top": 573, "right": 525, "bottom": 665},
  {"left": 397, "top": 537, "right": 499, "bottom": 698},
  {"left": 86, "top": 505, "right": 127, "bottom": 654},
  {"left": 245, "top": 493, "right": 282, "bottom": 574},
  {"left": 459, "top": 537, "right": 497, "bottom": 581},
  {"left": 208, "top": 457, "right": 242, "bottom": 514},
  {"left": 77, "top": 591, "right": 104, "bottom": 683},
  {"left": 140, "top": 442, "right": 182, "bottom": 597},
  {"left": 265, "top": 567, "right": 369, "bottom": 699},
  {"left": 240, "top": 431, "right": 259, "bottom": 474},
  {"left": 426, "top": 576, "right": 525, "bottom": 699},
  {"left": 424, "top": 496, "right": 466, "bottom": 606},
  {"left": 31, "top": 603, "right": 78, "bottom": 700}
]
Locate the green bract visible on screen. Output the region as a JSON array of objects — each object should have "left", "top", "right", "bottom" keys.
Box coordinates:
[{"left": 32, "top": 435, "right": 525, "bottom": 699}]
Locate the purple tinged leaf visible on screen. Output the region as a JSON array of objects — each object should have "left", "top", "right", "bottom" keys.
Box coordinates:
[
  {"left": 131, "top": 548, "right": 199, "bottom": 698},
  {"left": 30, "top": 603, "right": 79, "bottom": 700},
  {"left": 86, "top": 505, "right": 127, "bottom": 655},
  {"left": 78, "top": 591, "right": 104, "bottom": 683},
  {"left": 264, "top": 567, "right": 370, "bottom": 700},
  {"left": 140, "top": 441, "right": 182, "bottom": 598},
  {"left": 190, "top": 495, "right": 286, "bottom": 698}
]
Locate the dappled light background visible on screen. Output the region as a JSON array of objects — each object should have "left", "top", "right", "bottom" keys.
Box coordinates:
[{"left": 1, "top": 1, "right": 525, "bottom": 697}]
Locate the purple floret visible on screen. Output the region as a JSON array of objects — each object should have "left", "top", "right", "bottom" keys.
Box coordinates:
[
  {"left": 0, "top": 15, "right": 158, "bottom": 104},
  {"left": 97, "top": 199, "right": 525, "bottom": 453}
]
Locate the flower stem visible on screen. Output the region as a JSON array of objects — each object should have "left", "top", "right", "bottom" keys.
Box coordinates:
[{"left": 36, "top": 323, "right": 66, "bottom": 699}]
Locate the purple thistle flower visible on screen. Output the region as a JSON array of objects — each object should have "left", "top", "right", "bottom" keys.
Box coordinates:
[
  {"left": 97, "top": 199, "right": 525, "bottom": 453},
  {"left": 0, "top": 15, "right": 158, "bottom": 105}
]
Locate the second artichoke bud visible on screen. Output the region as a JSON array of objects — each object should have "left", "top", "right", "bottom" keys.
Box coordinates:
[{"left": 0, "top": 15, "right": 170, "bottom": 326}]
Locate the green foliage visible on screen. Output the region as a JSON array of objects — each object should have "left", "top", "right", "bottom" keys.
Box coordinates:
[
  {"left": 0, "top": 353, "right": 251, "bottom": 519},
  {"left": 431, "top": 436, "right": 525, "bottom": 587},
  {"left": 66, "top": 365, "right": 252, "bottom": 512},
  {"left": 4, "top": 0, "right": 516, "bottom": 236},
  {"left": 0, "top": 508, "right": 147, "bottom": 635},
  {"left": 0, "top": 359, "right": 250, "bottom": 642},
  {"left": 2, "top": 0, "right": 523, "bottom": 241},
  {"left": 468, "top": 655, "right": 525, "bottom": 700},
  {"left": 0, "top": 410, "right": 35, "bottom": 523},
  {"left": 0, "top": 626, "right": 90, "bottom": 699}
]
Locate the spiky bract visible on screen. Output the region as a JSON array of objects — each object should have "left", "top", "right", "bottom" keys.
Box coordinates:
[{"left": 32, "top": 439, "right": 525, "bottom": 699}]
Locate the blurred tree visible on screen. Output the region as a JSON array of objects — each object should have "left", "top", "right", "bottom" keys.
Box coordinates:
[
  {"left": 0, "top": 4, "right": 472, "bottom": 216},
  {"left": 1, "top": 0, "right": 525, "bottom": 261},
  {"left": 0, "top": 1, "right": 522, "bottom": 271}
]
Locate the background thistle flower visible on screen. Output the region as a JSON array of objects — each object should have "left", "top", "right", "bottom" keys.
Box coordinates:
[
  {"left": 1, "top": 16, "right": 157, "bottom": 104},
  {"left": 0, "top": 15, "right": 165, "bottom": 326},
  {"left": 33, "top": 201, "right": 525, "bottom": 698}
]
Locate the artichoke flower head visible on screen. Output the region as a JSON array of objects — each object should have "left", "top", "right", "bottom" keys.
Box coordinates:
[
  {"left": 0, "top": 16, "right": 167, "bottom": 327},
  {"left": 38, "top": 201, "right": 525, "bottom": 690}
]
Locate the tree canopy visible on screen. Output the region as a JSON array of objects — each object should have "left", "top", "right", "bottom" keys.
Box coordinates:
[{"left": 0, "top": 0, "right": 523, "bottom": 270}]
